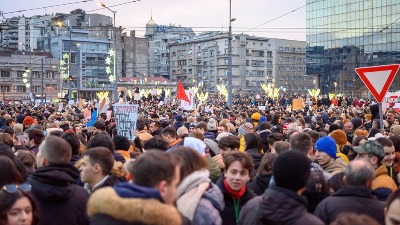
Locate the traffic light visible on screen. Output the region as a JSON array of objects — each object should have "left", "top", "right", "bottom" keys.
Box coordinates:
[{"left": 69, "top": 76, "right": 73, "bottom": 81}]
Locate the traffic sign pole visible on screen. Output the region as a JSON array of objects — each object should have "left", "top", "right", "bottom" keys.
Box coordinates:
[{"left": 379, "top": 102, "right": 384, "bottom": 130}]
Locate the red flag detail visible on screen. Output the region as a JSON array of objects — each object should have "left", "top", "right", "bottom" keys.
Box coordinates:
[{"left": 177, "top": 80, "right": 190, "bottom": 103}]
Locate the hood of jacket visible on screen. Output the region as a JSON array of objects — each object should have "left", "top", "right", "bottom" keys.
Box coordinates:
[
  {"left": 254, "top": 174, "right": 272, "bottom": 190},
  {"left": 259, "top": 186, "right": 309, "bottom": 224},
  {"left": 88, "top": 187, "right": 183, "bottom": 225},
  {"left": 114, "top": 182, "right": 163, "bottom": 202},
  {"left": 28, "top": 164, "right": 80, "bottom": 202},
  {"left": 203, "top": 132, "right": 215, "bottom": 139},
  {"left": 202, "top": 183, "right": 225, "bottom": 212}
]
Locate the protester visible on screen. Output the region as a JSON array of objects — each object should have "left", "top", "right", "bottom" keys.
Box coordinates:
[
  {"left": 217, "top": 151, "right": 255, "bottom": 225},
  {"left": 314, "top": 160, "right": 385, "bottom": 224},
  {"left": 239, "top": 151, "right": 324, "bottom": 225},
  {"left": 171, "top": 147, "right": 224, "bottom": 225},
  {"left": 87, "top": 151, "right": 191, "bottom": 225},
  {"left": 27, "top": 136, "right": 89, "bottom": 225},
  {"left": 0, "top": 184, "right": 39, "bottom": 225}
]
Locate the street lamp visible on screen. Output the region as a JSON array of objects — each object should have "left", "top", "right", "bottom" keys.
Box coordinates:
[
  {"left": 98, "top": 2, "right": 118, "bottom": 102},
  {"left": 227, "top": 0, "right": 235, "bottom": 108},
  {"left": 334, "top": 82, "right": 337, "bottom": 94}
]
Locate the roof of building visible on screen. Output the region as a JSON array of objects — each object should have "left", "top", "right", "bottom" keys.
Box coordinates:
[{"left": 146, "top": 17, "right": 157, "bottom": 26}]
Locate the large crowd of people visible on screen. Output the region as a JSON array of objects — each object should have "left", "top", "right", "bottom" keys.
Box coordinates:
[{"left": 0, "top": 92, "right": 400, "bottom": 225}]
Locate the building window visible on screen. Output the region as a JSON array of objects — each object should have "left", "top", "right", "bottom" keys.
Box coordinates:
[
  {"left": 0, "top": 86, "right": 10, "bottom": 92},
  {"left": 285, "top": 57, "right": 290, "bottom": 62},
  {"left": 188, "top": 59, "right": 192, "bottom": 65},
  {"left": 279, "top": 47, "right": 284, "bottom": 51},
  {"left": 285, "top": 47, "right": 289, "bottom": 52},
  {"left": 279, "top": 56, "right": 283, "bottom": 62},
  {"left": 267, "top": 61, "right": 273, "bottom": 68},
  {"left": 17, "top": 71, "right": 24, "bottom": 78},
  {"left": 210, "top": 50, "right": 214, "bottom": 56},
  {"left": 0, "top": 71, "right": 11, "bottom": 78},
  {"left": 285, "top": 67, "right": 290, "bottom": 72},
  {"left": 203, "top": 51, "right": 208, "bottom": 57},
  {"left": 16, "top": 86, "right": 27, "bottom": 93},
  {"left": 210, "top": 60, "right": 215, "bottom": 66},
  {"left": 267, "top": 51, "right": 272, "bottom": 57}
]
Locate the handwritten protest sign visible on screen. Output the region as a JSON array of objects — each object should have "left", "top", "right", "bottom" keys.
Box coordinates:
[{"left": 113, "top": 103, "right": 138, "bottom": 140}]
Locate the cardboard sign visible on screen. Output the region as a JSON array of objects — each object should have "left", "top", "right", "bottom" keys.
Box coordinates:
[
  {"left": 180, "top": 90, "right": 194, "bottom": 110},
  {"left": 113, "top": 103, "right": 139, "bottom": 140},
  {"left": 258, "top": 106, "right": 266, "bottom": 110},
  {"left": 292, "top": 98, "right": 304, "bottom": 110}
]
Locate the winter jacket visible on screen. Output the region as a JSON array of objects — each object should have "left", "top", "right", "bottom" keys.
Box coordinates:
[
  {"left": 238, "top": 186, "right": 323, "bottom": 225},
  {"left": 88, "top": 183, "right": 191, "bottom": 225},
  {"left": 176, "top": 170, "right": 224, "bottom": 225},
  {"left": 216, "top": 178, "right": 255, "bottom": 225},
  {"left": 372, "top": 164, "right": 398, "bottom": 200},
  {"left": 27, "top": 164, "right": 89, "bottom": 225},
  {"left": 245, "top": 148, "right": 263, "bottom": 180},
  {"left": 321, "top": 157, "right": 346, "bottom": 176},
  {"left": 257, "top": 129, "right": 271, "bottom": 153},
  {"left": 314, "top": 186, "right": 385, "bottom": 225},
  {"left": 247, "top": 174, "right": 272, "bottom": 195},
  {"left": 205, "top": 155, "right": 222, "bottom": 183}
]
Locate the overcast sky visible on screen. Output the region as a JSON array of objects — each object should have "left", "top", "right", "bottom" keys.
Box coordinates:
[{"left": 0, "top": 0, "right": 306, "bottom": 41}]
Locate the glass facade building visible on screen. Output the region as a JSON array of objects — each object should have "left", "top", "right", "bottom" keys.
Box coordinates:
[{"left": 306, "top": 0, "right": 400, "bottom": 96}]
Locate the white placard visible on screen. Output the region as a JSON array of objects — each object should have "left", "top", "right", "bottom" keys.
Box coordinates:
[
  {"left": 113, "top": 103, "right": 139, "bottom": 140},
  {"left": 258, "top": 106, "right": 266, "bottom": 110},
  {"left": 180, "top": 90, "right": 194, "bottom": 110}
]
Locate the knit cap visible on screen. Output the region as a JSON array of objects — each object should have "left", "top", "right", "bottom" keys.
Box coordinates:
[
  {"left": 273, "top": 151, "right": 310, "bottom": 192},
  {"left": 315, "top": 136, "right": 337, "bottom": 159},
  {"left": 23, "top": 116, "right": 34, "bottom": 126},
  {"left": 329, "top": 129, "right": 347, "bottom": 145},
  {"left": 238, "top": 122, "right": 254, "bottom": 136},
  {"left": 207, "top": 118, "right": 218, "bottom": 131},
  {"left": 184, "top": 137, "right": 206, "bottom": 156},
  {"left": 259, "top": 116, "right": 266, "bottom": 123},
  {"left": 251, "top": 112, "right": 261, "bottom": 121},
  {"left": 390, "top": 125, "right": 400, "bottom": 136}
]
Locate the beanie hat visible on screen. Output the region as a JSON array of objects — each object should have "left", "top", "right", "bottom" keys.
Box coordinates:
[
  {"left": 328, "top": 124, "right": 340, "bottom": 134},
  {"left": 354, "top": 129, "right": 368, "bottom": 137},
  {"left": 390, "top": 125, "right": 400, "bottom": 136},
  {"left": 315, "top": 136, "right": 337, "bottom": 159},
  {"left": 259, "top": 116, "right": 266, "bottom": 123},
  {"left": 184, "top": 137, "right": 206, "bottom": 156},
  {"left": 251, "top": 112, "right": 261, "bottom": 121},
  {"left": 238, "top": 122, "right": 254, "bottom": 136},
  {"left": 207, "top": 118, "right": 218, "bottom": 131},
  {"left": 113, "top": 135, "right": 131, "bottom": 151},
  {"left": 329, "top": 130, "right": 347, "bottom": 145},
  {"left": 23, "top": 116, "right": 34, "bottom": 126},
  {"left": 273, "top": 151, "right": 310, "bottom": 192}
]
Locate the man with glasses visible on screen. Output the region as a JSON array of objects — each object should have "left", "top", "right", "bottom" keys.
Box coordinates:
[{"left": 355, "top": 140, "right": 398, "bottom": 201}]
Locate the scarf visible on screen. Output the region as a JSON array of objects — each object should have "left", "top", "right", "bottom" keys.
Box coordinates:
[{"left": 223, "top": 179, "right": 246, "bottom": 199}]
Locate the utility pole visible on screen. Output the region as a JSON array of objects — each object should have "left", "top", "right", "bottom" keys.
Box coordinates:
[
  {"left": 41, "top": 58, "right": 44, "bottom": 104},
  {"left": 68, "top": 27, "right": 72, "bottom": 101},
  {"left": 227, "top": 0, "right": 235, "bottom": 108}
]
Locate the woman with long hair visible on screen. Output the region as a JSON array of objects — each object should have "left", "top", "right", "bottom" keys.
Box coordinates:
[
  {"left": 0, "top": 184, "right": 39, "bottom": 225},
  {"left": 243, "top": 133, "right": 264, "bottom": 180},
  {"left": 170, "top": 146, "right": 224, "bottom": 225}
]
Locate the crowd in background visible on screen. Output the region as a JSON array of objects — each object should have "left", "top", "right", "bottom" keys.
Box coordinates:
[{"left": 0, "top": 91, "right": 400, "bottom": 225}]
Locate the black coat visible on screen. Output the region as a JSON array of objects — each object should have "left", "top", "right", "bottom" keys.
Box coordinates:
[
  {"left": 216, "top": 178, "right": 255, "bottom": 225},
  {"left": 27, "top": 164, "right": 89, "bottom": 225},
  {"left": 245, "top": 148, "right": 263, "bottom": 180},
  {"left": 247, "top": 174, "right": 272, "bottom": 196},
  {"left": 314, "top": 186, "right": 385, "bottom": 225},
  {"left": 239, "top": 186, "right": 324, "bottom": 225}
]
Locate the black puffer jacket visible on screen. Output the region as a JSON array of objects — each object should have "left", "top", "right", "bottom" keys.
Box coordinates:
[
  {"left": 245, "top": 148, "right": 263, "bottom": 179},
  {"left": 247, "top": 174, "right": 272, "bottom": 196},
  {"left": 27, "top": 164, "right": 89, "bottom": 225},
  {"left": 314, "top": 186, "right": 385, "bottom": 225},
  {"left": 239, "top": 186, "right": 324, "bottom": 225}
]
